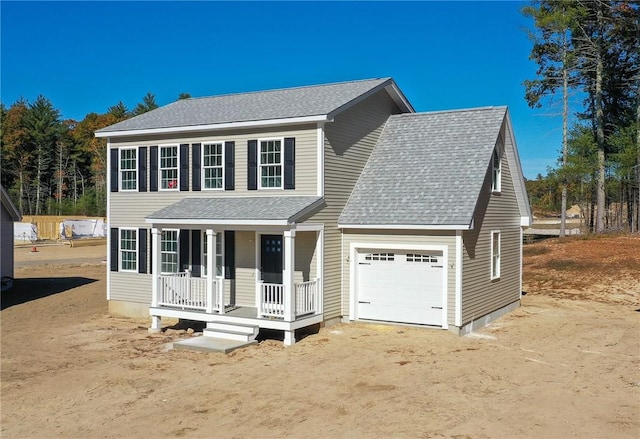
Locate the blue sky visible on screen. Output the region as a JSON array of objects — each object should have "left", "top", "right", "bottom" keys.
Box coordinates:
[{"left": 1, "top": 1, "right": 561, "bottom": 179}]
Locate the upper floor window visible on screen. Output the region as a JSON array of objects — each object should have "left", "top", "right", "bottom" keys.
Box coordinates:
[
  {"left": 120, "top": 148, "right": 137, "bottom": 191},
  {"left": 491, "top": 230, "right": 501, "bottom": 280},
  {"left": 203, "top": 142, "right": 224, "bottom": 190},
  {"left": 160, "top": 145, "right": 178, "bottom": 190},
  {"left": 492, "top": 149, "right": 501, "bottom": 193},
  {"left": 119, "top": 228, "right": 137, "bottom": 272},
  {"left": 161, "top": 229, "right": 179, "bottom": 273},
  {"left": 259, "top": 139, "right": 283, "bottom": 189}
]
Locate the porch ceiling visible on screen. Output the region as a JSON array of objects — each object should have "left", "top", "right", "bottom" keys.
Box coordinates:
[{"left": 145, "top": 196, "right": 324, "bottom": 226}]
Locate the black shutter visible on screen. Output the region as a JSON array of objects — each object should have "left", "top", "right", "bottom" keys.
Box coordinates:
[
  {"left": 284, "top": 137, "right": 295, "bottom": 190},
  {"left": 150, "top": 146, "right": 158, "bottom": 192},
  {"left": 192, "top": 143, "right": 201, "bottom": 192},
  {"left": 138, "top": 147, "right": 147, "bottom": 192},
  {"left": 110, "top": 227, "right": 119, "bottom": 271},
  {"left": 179, "top": 229, "right": 189, "bottom": 272},
  {"left": 191, "top": 230, "right": 201, "bottom": 277},
  {"left": 138, "top": 228, "right": 147, "bottom": 274},
  {"left": 224, "top": 230, "right": 235, "bottom": 280},
  {"left": 180, "top": 144, "right": 189, "bottom": 191},
  {"left": 149, "top": 235, "right": 154, "bottom": 274},
  {"left": 110, "top": 149, "right": 119, "bottom": 192},
  {"left": 225, "top": 141, "right": 235, "bottom": 191},
  {"left": 248, "top": 140, "right": 258, "bottom": 190}
]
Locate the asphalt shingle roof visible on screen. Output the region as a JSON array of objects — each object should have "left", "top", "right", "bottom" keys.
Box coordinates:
[
  {"left": 97, "top": 78, "right": 393, "bottom": 133},
  {"left": 147, "top": 196, "right": 324, "bottom": 223},
  {"left": 339, "top": 107, "right": 508, "bottom": 227}
]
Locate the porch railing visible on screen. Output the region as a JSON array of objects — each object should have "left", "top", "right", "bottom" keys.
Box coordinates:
[
  {"left": 157, "top": 271, "right": 224, "bottom": 312},
  {"left": 259, "top": 278, "right": 319, "bottom": 319},
  {"left": 295, "top": 278, "right": 319, "bottom": 317}
]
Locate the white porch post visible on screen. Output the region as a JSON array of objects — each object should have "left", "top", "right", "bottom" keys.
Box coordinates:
[
  {"left": 149, "top": 227, "right": 162, "bottom": 333},
  {"left": 283, "top": 228, "right": 296, "bottom": 345},
  {"left": 206, "top": 229, "right": 218, "bottom": 313}
]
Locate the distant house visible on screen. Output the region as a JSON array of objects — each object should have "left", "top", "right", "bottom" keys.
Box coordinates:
[
  {"left": 95, "top": 78, "right": 531, "bottom": 345},
  {"left": 1, "top": 185, "right": 21, "bottom": 283}
]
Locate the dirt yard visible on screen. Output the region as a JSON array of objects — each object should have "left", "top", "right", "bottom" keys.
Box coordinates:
[{"left": 2, "top": 236, "right": 639, "bottom": 438}]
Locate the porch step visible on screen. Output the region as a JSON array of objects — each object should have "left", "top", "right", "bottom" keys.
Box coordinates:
[{"left": 203, "top": 322, "right": 259, "bottom": 342}]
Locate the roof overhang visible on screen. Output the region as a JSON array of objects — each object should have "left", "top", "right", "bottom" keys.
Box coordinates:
[
  {"left": 1, "top": 185, "right": 21, "bottom": 221},
  {"left": 145, "top": 196, "right": 325, "bottom": 227},
  {"left": 95, "top": 115, "right": 331, "bottom": 138},
  {"left": 338, "top": 223, "right": 472, "bottom": 231}
]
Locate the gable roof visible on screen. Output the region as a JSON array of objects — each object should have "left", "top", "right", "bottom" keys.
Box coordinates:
[
  {"left": 96, "top": 78, "right": 413, "bottom": 137},
  {"left": 146, "top": 196, "right": 324, "bottom": 226},
  {"left": 339, "top": 107, "right": 530, "bottom": 229},
  {"left": 1, "top": 185, "right": 21, "bottom": 222}
]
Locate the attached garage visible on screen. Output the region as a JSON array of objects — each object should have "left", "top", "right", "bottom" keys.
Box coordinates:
[{"left": 351, "top": 246, "right": 448, "bottom": 327}]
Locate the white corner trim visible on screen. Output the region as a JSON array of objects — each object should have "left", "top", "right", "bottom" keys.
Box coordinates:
[
  {"left": 145, "top": 218, "right": 291, "bottom": 226},
  {"left": 106, "top": 139, "right": 112, "bottom": 300},
  {"left": 95, "top": 115, "right": 331, "bottom": 138},
  {"left": 338, "top": 223, "right": 471, "bottom": 231},
  {"left": 455, "top": 230, "right": 463, "bottom": 327},
  {"left": 316, "top": 123, "right": 325, "bottom": 197},
  {"left": 521, "top": 216, "right": 531, "bottom": 227}
]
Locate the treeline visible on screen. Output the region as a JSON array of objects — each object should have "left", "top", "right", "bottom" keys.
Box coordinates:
[
  {"left": 523, "top": 0, "right": 639, "bottom": 233},
  {"left": 0, "top": 92, "right": 190, "bottom": 217}
]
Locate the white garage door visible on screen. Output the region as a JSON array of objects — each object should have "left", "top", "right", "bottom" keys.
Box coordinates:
[{"left": 356, "top": 250, "right": 444, "bottom": 326}]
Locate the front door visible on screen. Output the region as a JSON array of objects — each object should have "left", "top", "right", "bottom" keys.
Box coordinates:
[{"left": 261, "top": 235, "right": 283, "bottom": 284}]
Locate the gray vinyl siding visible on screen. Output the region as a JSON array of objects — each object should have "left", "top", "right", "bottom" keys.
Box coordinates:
[
  {"left": 234, "top": 231, "right": 256, "bottom": 307},
  {"left": 341, "top": 230, "right": 457, "bottom": 325},
  {"left": 308, "top": 89, "right": 402, "bottom": 320},
  {"left": 461, "top": 130, "right": 521, "bottom": 324},
  {"left": 108, "top": 124, "right": 317, "bottom": 228},
  {"left": 1, "top": 206, "right": 14, "bottom": 278},
  {"left": 110, "top": 272, "right": 152, "bottom": 304}
]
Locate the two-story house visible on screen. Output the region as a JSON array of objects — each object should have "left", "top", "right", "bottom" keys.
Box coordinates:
[{"left": 96, "top": 78, "right": 531, "bottom": 346}]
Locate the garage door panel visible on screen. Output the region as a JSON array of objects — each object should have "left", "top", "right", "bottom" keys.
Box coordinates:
[{"left": 356, "top": 249, "right": 444, "bottom": 326}]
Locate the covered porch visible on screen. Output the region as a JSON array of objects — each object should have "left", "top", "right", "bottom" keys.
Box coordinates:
[{"left": 145, "top": 196, "right": 325, "bottom": 345}]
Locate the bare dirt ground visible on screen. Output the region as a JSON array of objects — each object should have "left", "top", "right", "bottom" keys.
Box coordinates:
[{"left": 2, "top": 236, "right": 639, "bottom": 438}]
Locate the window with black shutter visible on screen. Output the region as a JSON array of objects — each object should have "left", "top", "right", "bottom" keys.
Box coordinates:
[
  {"left": 192, "top": 143, "right": 201, "bottom": 191},
  {"left": 225, "top": 141, "right": 235, "bottom": 190},
  {"left": 248, "top": 139, "right": 258, "bottom": 190},
  {"left": 180, "top": 144, "right": 189, "bottom": 191},
  {"left": 284, "top": 137, "right": 295, "bottom": 189},
  {"left": 150, "top": 146, "right": 158, "bottom": 192},
  {"left": 139, "top": 147, "right": 147, "bottom": 192},
  {"left": 110, "top": 149, "right": 119, "bottom": 192}
]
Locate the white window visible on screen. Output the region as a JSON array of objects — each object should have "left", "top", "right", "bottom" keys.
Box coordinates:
[
  {"left": 160, "top": 145, "right": 179, "bottom": 190},
  {"left": 365, "top": 253, "right": 395, "bottom": 261},
  {"left": 259, "top": 138, "right": 282, "bottom": 189},
  {"left": 491, "top": 231, "right": 501, "bottom": 280},
  {"left": 119, "top": 228, "right": 137, "bottom": 272},
  {"left": 203, "top": 142, "right": 224, "bottom": 190},
  {"left": 161, "top": 229, "right": 179, "bottom": 273},
  {"left": 202, "top": 232, "right": 224, "bottom": 277},
  {"left": 492, "top": 149, "right": 501, "bottom": 192},
  {"left": 120, "top": 148, "right": 137, "bottom": 191}
]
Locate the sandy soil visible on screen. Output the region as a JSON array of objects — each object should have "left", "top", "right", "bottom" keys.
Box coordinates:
[{"left": 1, "top": 237, "right": 639, "bottom": 438}]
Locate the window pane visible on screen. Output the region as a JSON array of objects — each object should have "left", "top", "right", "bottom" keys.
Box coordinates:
[
  {"left": 160, "top": 146, "right": 178, "bottom": 189},
  {"left": 120, "top": 229, "right": 137, "bottom": 271},
  {"left": 161, "top": 230, "right": 178, "bottom": 273}
]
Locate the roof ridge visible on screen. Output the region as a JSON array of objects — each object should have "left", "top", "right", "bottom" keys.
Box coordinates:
[
  {"left": 184, "top": 77, "right": 391, "bottom": 101},
  {"left": 391, "top": 106, "right": 507, "bottom": 118}
]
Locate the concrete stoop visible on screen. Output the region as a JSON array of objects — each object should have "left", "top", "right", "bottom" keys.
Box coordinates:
[
  {"left": 172, "top": 321, "right": 260, "bottom": 353},
  {"left": 172, "top": 336, "right": 257, "bottom": 354}
]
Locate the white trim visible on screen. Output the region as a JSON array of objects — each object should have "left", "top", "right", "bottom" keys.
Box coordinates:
[
  {"left": 348, "top": 242, "right": 448, "bottom": 328},
  {"left": 503, "top": 111, "right": 533, "bottom": 220},
  {"left": 520, "top": 216, "right": 531, "bottom": 227},
  {"left": 158, "top": 144, "right": 180, "bottom": 191},
  {"left": 455, "top": 230, "right": 463, "bottom": 327},
  {"left": 150, "top": 227, "right": 162, "bottom": 308},
  {"left": 254, "top": 231, "right": 260, "bottom": 309},
  {"left": 490, "top": 230, "right": 501, "bottom": 280},
  {"left": 118, "top": 227, "right": 139, "bottom": 273},
  {"left": 95, "top": 115, "right": 331, "bottom": 138},
  {"left": 201, "top": 141, "right": 225, "bottom": 191},
  {"left": 316, "top": 123, "right": 325, "bottom": 197},
  {"left": 106, "top": 139, "right": 112, "bottom": 301},
  {"left": 257, "top": 137, "right": 284, "bottom": 190},
  {"left": 295, "top": 222, "right": 324, "bottom": 232},
  {"left": 202, "top": 230, "right": 223, "bottom": 278},
  {"left": 317, "top": 228, "right": 324, "bottom": 315},
  {"left": 339, "top": 223, "right": 471, "bottom": 231},
  {"left": 519, "top": 227, "right": 523, "bottom": 300},
  {"left": 118, "top": 147, "right": 138, "bottom": 192}
]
